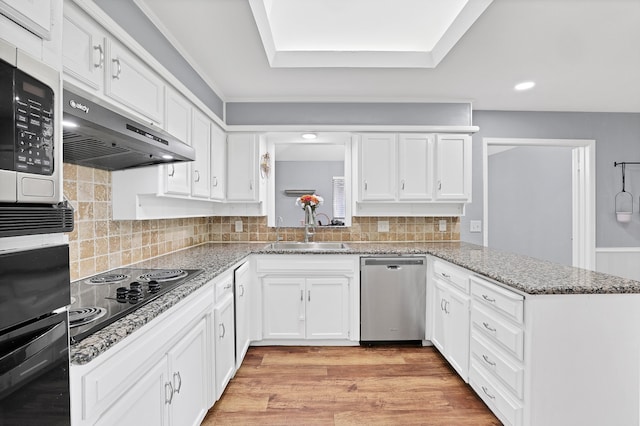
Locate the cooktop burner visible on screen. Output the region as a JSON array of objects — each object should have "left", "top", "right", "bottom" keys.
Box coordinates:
[
  {"left": 70, "top": 267, "right": 203, "bottom": 344},
  {"left": 69, "top": 307, "right": 106, "bottom": 327},
  {"left": 86, "top": 273, "right": 129, "bottom": 285}
]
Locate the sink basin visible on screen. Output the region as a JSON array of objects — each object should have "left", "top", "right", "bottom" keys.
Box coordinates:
[{"left": 267, "top": 242, "right": 350, "bottom": 251}]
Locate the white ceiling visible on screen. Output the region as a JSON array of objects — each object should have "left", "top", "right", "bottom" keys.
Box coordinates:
[
  {"left": 136, "top": 0, "right": 640, "bottom": 112},
  {"left": 247, "top": 0, "right": 492, "bottom": 68}
]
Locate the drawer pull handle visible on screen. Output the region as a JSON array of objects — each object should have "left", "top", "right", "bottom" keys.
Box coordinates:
[
  {"left": 165, "top": 381, "right": 174, "bottom": 404},
  {"left": 173, "top": 372, "right": 182, "bottom": 394},
  {"left": 482, "top": 354, "right": 496, "bottom": 366},
  {"left": 112, "top": 58, "right": 122, "bottom": 79},
  {"left": 301, "top": 290, "right": 304, "bottom": 301},
  {"left": 482, "top": 322, "right": 497, "bottom": 332},
  {"left": 93, "top": 44, "right": 104, "bottom": 68},
  {"left": 168, "top": 164, "right": 175, "bottom": 177},
  {"left": 481, "top": 386, "right": 496, "bottom": 400},
  {"left": 219, "top": 323, "right": 226, "bottom": 338},
  {"left": 239, "top": 284, "right": 245, "bottom": 296},
  {"left": 482, "top": 294, "right": 496, "bottom": 303},
  {"left": 440, "top": 272, "right": 451, "bottom": 279}
]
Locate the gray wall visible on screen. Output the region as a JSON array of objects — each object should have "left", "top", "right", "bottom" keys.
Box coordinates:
[
  {"left": 226, "top": 102, "right": 472, "bottom": 126},
  {"left": 463, "top": 111, "right": 640, "bottom": 248},
  {"left": 488, "top": 146, "right": 573, "bottom": 265},
  {"left": 275, "top": 161, "right": 343, "bottom": 227},
  {"left": 95, "top": 0, "right": 224, "bottom": 119}
]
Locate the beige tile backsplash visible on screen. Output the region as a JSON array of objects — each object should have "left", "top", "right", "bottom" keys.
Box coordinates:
[{"left": 64, "top": 164, "right": 460, "bottom": 281}]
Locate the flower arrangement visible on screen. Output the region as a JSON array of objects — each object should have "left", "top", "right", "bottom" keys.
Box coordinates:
[{"left": 295, "top": 194, "right": 323, "bottom": 212}]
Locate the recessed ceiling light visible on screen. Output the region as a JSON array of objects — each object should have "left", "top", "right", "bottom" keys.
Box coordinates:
[
  {"left": 301, "top": 133, "right": 317, "bottom": 140},
  {"left": 515, "top": 81, "right": 535, "bottom": 91}
]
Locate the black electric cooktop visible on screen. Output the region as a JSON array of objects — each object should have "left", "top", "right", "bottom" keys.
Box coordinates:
[{"left": 69, "top": 267, "right": 203, "bottom": 343}]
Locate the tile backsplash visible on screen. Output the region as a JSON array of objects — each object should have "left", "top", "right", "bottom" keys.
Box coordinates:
[{"left": 64, "top": 164, "right": 460, "bottom": 281}]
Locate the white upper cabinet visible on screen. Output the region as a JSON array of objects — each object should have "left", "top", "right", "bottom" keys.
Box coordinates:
[
  {"left": 398, "top": 134, "right": 434, "bottom": 201},
  {"left": 62, "top": 2, "right": 105, "bottom": 91},
  {"left": 105, "top": 38, "right": 164, "bottom": 127},
  {"left": 435, "top": 134, "right": 472, "bottom": 201},
  {"left": 226, "top": 133, "right": 258, "bottom": 202},
  {"left": 359, "top": 133, "right": 397, "bottom": 201},
  {"left": 0, "top": 0, "right": 52, "bottom": 40},
  {"left": 210, "top": 125, "right": 226, "bottom": 201},
  {"left": 190, "top": 109, "right": 211, "bottom": 199},
  {"left": 164, "top": 87, "right": 191, "bottom": 196}
]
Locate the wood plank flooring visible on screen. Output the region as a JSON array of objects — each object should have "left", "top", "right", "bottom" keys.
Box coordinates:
[{"left": 201, "top": 345, "right": 501, "bottom": 425}]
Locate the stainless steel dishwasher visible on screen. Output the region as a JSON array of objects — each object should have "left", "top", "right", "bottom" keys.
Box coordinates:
[{"left": 360, "top": 256, "right": 426, "bottom": 343}]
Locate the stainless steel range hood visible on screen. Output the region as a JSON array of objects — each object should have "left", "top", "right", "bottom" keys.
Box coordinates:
[{"left": 62, "top": 90, "right": 195, "bottom": 171}]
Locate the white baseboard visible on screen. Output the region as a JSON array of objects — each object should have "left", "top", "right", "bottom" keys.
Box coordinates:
[{"left": 595, "top": 247, "right": 640, "bottom": 281}]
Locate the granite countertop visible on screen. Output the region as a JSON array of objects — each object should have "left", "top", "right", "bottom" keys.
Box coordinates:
[{"left": 70, "top": 241, "right": 640, "bottom": 365}]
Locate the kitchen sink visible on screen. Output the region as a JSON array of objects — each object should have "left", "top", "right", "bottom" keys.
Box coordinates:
[{"left": 266, "top": 242, "right": 350, "bottom": 251}]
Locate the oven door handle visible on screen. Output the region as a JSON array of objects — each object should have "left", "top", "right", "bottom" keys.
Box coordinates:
[{"left": 0, "top": 320, "right": 67, "bottom": 393}]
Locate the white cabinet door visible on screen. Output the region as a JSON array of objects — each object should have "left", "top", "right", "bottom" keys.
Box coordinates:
[
  {"left": 164, "top": 88, "right": 191, "bottom": 195},
  {"left": 306, "top": 277, "right": 349, "bottom": 340},
  {"left": 431, "top": 280, "right": 447, "bottom": 354},
  {"left": 95, "top": 358, "right": 168, "bottom": 426},
  {"left": 432, "top": 278, "right": 470, "bottom": 381},
  {"left": 62, "top": 3, "right": 105, "bottom": 92},
  {"left": 234, "top": 262, "right": 251, "bottom": 370},
  {"left": 226, "top": 133, "right": 257, "bottom": 201},
  {"left": 435, "top": 134, "right": 472, "bottom": 201},
  {"left": 167, "top": 318, "right": 209, "bottom": 426},
  {"left": 446, "top": 285, "right": 470, "bottom": 379},
  {"left": 262, "top": 276, "right": 306, "bottom": 340},
  {"left": 190, "top": 109, "right": 210, "bottom": 199},
  {"left": 398, "top": 134, "right": 434, "bottom": 201},
  {"left": 359, "top": 134, "right": 396, "bottom": 201},
  {"left": 105, "top": 38, "right": 164, "bottom": 126},
  {"left": 214, "top": 293, "right": 236, "bottom": 400},
  {"left": 210, "top": 125, "right": 226, "bottom": 201},
  {"left": 0, "top": 0, "right": 52, "bottom": 39}
]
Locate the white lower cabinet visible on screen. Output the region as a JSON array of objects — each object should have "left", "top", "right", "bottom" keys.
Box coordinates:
[
  {"left": 468, "top": 275, "right": 524, "bottom": 426},
  {"left": 70, "top": 284, "right": 214, "bottom": 426},
  {"left": 234, "top": 261, "right": 251, "bottom": 370},
  {"left": 430, "top": 260, "right": 471, "bottom": 380},
  {"left": 255, "top": 255, "right": 358, "bottom": 343},
  {"left": 214, "top": 276, "right": 236, "bottom": 401},
  {"left": 262, "top": 276, "right": 349, "bottom": 340}
]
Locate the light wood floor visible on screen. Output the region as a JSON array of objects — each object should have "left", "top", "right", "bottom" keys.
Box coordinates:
[{"left": 202, "top": 345, "right": 501, "bottom": 425}]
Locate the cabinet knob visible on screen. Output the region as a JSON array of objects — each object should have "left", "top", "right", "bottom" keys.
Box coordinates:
[{"left": 93, "top": 44, "right": 104, "bottom": 68}]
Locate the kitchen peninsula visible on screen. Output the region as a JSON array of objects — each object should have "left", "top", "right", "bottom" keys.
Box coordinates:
[{"left": 70, "top": 241, "right": 640, "bottom": 426}]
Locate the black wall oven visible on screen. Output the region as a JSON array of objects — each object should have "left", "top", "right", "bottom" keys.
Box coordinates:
[{"left": 0, "top": 244, "right": 71, "bottom": 425}]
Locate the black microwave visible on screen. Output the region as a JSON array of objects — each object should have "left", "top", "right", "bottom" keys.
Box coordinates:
[{"left": 0, "top": 38, "right": 61, "bottom": 204}]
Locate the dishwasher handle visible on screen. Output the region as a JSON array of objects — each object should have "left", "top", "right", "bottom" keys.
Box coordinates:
[{"left": 362, "top": 257, "right": 425, "bottom": 267}]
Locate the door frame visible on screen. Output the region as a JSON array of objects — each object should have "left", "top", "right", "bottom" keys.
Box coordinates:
[{"left": 482, "top": 138, "right": 596, "bottom": 270}]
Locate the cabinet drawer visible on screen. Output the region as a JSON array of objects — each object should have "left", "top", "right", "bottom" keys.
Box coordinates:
[
  {"left": 433, "top": 260, "right": 469, "bottom": 293},
  {"left": 470, "top": 276, "right": 523, "bottom": 324},
  {"left": 471, "top": 304, "right": 524, "bottom": 361},
  {"left": 470, "top": 333, "right": 524, "bottom": 399},
  {"left": 215, "top": 272, "right": 234, "bottom": 301},
  {"left": 469, "top": 364, "right": 523, "bottom": 426}
]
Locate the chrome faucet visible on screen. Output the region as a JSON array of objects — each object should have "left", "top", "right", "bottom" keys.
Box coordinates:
[
  {"left": 275, "top": 216, "right": 283, "bottom": 244},
  {"left": 304, "top": 205, "right": 315, "bottom": 243}
]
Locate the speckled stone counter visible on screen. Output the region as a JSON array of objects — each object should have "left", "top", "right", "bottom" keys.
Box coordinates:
[{"left": 70, "top": 241, "right": 640, "bottom": 365}]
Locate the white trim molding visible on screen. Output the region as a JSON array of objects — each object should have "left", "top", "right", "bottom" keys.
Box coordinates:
[
  {"left": 595, "top": 247, "right": 640, "bottom": 281},
  {"left": 482, "top": 138, "right": 596, "bottom": 270}
]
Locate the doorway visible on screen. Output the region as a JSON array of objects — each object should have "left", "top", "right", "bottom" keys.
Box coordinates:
[{"left": 482, "top": 138, "right": 596, "bottom": 270}]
